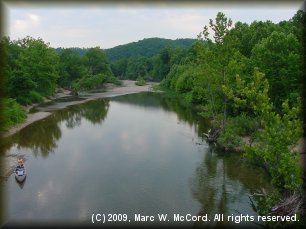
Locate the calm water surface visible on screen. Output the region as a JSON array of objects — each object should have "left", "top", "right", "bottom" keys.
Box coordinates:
[{"left": 1, "top": 92, "right": 271, "bottom": 227}]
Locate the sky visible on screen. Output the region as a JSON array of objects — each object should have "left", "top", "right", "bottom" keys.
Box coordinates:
[{"left": 3, "top": 1, "right": 305, "bottom": 49}]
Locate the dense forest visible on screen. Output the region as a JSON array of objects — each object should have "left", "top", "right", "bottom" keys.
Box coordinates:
[
  {"left": 55, "top": 38, "right": 196, "bottom": 81},
  {"left": 158, "top": 10, "right": 305, "bottom": 222},
  {"left": 1, "top": 10, "right": 305, "bottom": 224},
  {"left": 107, "top": 38, "right": 195, "bottom": 81},
  {"left": 55, "top": 38, "right": 195, "bottom": 61},
  {"left": 105, "top": 37, "right": 195, "bottom": 62}
]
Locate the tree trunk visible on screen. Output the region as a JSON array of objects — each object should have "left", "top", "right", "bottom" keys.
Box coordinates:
[{"left": 223, "top": 67, "right": 227, "bottom": 127}]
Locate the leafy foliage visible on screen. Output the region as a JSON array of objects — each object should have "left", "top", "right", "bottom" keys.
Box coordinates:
[
  {"left": 85, "top": 47, "right": 113, "bottom": 76},
  {"left": 72, "top": 73, "right": 106, "bottom": 91},
  {"left": 58, "top": 47, "right": 114, "bottom": 91},
  {"left": 135, "top": 77, "right": 146, "bottom": 86},
  {"left": 217, "top": 127, "right": 242, "bottom": 150},
  {"left": 160, "top": 10, "right": 305, "bottom": 207},
  {"left": 111, "top": 47, "right": 190, "bottom": 82},
  {"left": 58, "top": 48, "right": 87, "bottom": 87},
  {"left": 15, "top": 37, "right": 59, "bottom": 96},
  {"left": 250, "top": 31, "right": 303, "bottom": 111},
  {"left": 2, "top": 98, "right": 26, "bottom": 129},
  {"left": 2, "top": 36, "right": 117, "bottom": 102},
  {"left": 105, "top": 37, "right": 195, "bottom": 62},
  {"left": 3, "top": 36, "right": 59, "bottom": 104},
  {"left": 125, "top": 57, "right": 152, "bottom": 80},
  {"left": 223, "top": 70, "right": 302, "bottom": 192}
]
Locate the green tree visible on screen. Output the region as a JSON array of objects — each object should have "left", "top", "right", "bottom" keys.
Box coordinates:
[
  {"left": 84, "top": 47, "right": 113, "bottom": 76},
  {"left": 223, "top": 69, "right": 302, "bottom": 192},
  {"left": 71, "top": 47, "right": 115, "bottom": 91},
  {"left": 125, "top": 57, "right": 151, "bottom": 80},
  {"left": 72, "top": 73, "right": 106, "bottom": 91},
  {"left": 250, "top": 31, "right": 303, "bottom": 110},
  {"left": 197, "top": 12, "right": 235, "bottom": 125},
  {"left": 151, "top": 48, "right": 172, "bottom": 81},
  {"left": 1, "top": 37, "right": 34, "bottom": 104},
  {"left": 279, "top": 10, "right": 306, "bottom": 47},
  {"left": 111, "top": 58, "right": 128, "bottom": 79},
  {"left": 58, "top": 48, "right": 87, "bottom": 87},
  {"left": 14, "top": 37, "right": 59, "bottom": 97},
  {"left": 3, "top": 36, "right": 63, "bottom": 105}
]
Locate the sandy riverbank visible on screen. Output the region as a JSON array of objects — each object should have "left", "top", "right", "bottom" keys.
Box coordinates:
[{"left": 1, "top": 80, "right": 156, "bottom": 138}]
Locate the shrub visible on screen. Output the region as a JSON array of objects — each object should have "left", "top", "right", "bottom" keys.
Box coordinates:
[
  {"left": 216, "top": 114, "right": 258, "bottom": 150},
  {"left": 217, "top": 126, "right": 242, "bottom": 150},
  {"left": 29, "top": 91, "right": 43, "bottom": 103},
  {"left": 183, "top": 92, "right": 193, "bottom": 104},
  {"left": 244, "top": 99, "right": 303, "bottom": 192},
  {"left": 105, "top": 75, "right": 121, "bottom": 85},
  {"left": 72, "top": 74, "right": 106, "bottom": 90},
  {"left": 2, "top": 98, "right": 26, "bottom": 129},
  {"left": 230, "top": 114, "right": 259, "bottom": 136},
  {"left": 135, "top": 76, "right": 146, "bottom": 86},
  {"left": 16, "top": 96, "right": 32, "bottom": 105}
]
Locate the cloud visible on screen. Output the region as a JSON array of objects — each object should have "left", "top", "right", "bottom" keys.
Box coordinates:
[
  {"left": 164, "top": 12, "right": 211, "bottom": 36},
  {"left": 7, "top": 5, "right": 300, "bottom": 48},
  {"left": 14, "top": 13, "right": 41, "bottom": 31}
]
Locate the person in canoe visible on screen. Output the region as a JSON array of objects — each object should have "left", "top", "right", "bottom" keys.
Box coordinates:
[
  {"left": 17, "top": 158, "right": 24, "bottom": 169},
  {"left": 15, "top": 158, "right": 26, "bottom": 183}
]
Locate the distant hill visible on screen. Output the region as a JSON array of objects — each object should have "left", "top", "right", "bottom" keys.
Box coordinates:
[
  {"left": 54, "top": 47, "right": 87, "bottom": 56},
  {"left": 54, "top": 38, "right": 196, "bottom": 62},
  {"left": 104, "top": 37, "right": 196, "bottom": 62}
]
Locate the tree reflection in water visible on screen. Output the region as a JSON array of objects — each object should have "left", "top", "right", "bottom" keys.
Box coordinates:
[
  {"left": 111, "top": 92, "right": 210, "bottom": 142},
  {"left": 191, "top": 146, "right": 272, "bottom": 228},
  {"left": 2, "top": 99, "right": 109, "bottom": 158}
]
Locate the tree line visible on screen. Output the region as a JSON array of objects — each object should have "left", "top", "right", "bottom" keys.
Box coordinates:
[
  {"left": 159, "top": 10, "right": 305, "bottom": 221},
  {"left": 0, "top": 36, "right": 195, "bottom": 130},
  {"left": 0, "top": 36, "right": 117, "bottom": 129}
]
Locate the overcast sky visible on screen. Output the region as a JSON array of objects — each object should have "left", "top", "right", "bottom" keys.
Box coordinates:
[{"left": 4, "top": 1, "right": 304, "bottom": 49}]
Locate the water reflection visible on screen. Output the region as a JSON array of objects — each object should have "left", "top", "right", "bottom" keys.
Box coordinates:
[
  {"left": 1, "top": 92, "right": 272, "bottom": 226},
  {"left": 56, "top": 98, "right": 109, "bottom": 128},
  {"left": 15, "top": 177, "right": 26, "bottom": 190},
  {"left": 2, "top": 99, "right": 109, "bottom": 158},
  {"left": 111, "top": 92, "right": 210, "bottom": 141},
  {"left": 191, "top": 146, "right": 271, "bottom": 227}
]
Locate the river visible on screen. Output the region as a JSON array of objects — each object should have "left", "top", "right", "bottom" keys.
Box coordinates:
[{"left": 0, "top": 92, "right": 272, "bottom": 227}]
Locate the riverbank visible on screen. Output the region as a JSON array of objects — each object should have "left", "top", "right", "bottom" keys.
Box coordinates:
[
  {"left": 1, "top": 80, "right": 156, "bottom": 138},
  {"left": 0, "top": 80, "right": 156, "bottom": 182}
]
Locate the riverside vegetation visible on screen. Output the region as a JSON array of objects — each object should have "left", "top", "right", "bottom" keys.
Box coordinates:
[
  {"left": 1, "top": 10, "right": 305, "bottom": 227},
  {"left": 159, "top": 11, "right": 305, "bottom": 225}
]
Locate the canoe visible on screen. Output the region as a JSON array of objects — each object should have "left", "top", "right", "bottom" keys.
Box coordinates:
[{"left": 15, "top": 166, "right": 26, "bottom": 183}]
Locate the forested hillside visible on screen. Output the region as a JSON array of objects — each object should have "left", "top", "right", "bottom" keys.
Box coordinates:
[
  {"left": 54, "top": 38, "right": 196, "bottom": 82},
  {"left": 104, "top": 37, "right": 195, "bottom": 62},
  {"left": 55, "top": 47, "right": 87, "bottom": 56}
]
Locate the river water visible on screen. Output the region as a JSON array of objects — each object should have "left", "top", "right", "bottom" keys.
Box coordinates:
[{"left": 1, "top": 92, "right": 271, "bottom": 227}]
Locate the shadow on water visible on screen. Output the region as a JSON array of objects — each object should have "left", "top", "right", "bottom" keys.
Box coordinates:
[{"left": 1, "top": 99, "right": 109, "bottom": 158}]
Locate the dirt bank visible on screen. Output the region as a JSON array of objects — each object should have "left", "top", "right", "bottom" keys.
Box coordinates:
[{"left": 1, "top": 80, "right": 156, "bottom": 138}]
